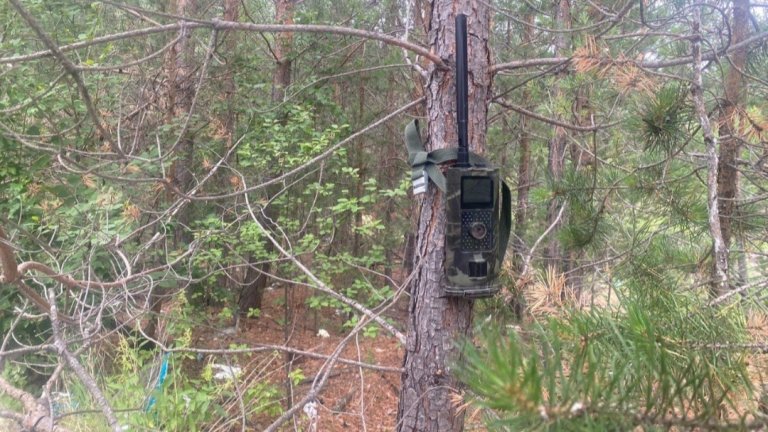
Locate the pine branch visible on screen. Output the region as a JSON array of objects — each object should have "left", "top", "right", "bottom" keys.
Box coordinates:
[{"left": 491, "top": 30, "right": 768, "bottom": 73}]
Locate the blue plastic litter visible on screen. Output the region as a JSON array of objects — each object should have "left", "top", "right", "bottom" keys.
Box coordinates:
[{"left": 144, "top": 352, "right": 170, "bottom": 413}]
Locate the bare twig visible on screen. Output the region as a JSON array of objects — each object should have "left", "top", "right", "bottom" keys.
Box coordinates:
[
  {"left": 262, "top": 284, "right": 405, "bottom": 432},
  {"left": 494, "top": 99, "right": 620, "bottom": 132},
  {"left": 155, "top": 97, "right": 425, "bottom": 202},
  {"left": 152, "top": 341, "right": 403, "bottom": 373},
  {"left": 244, "top": 195, "right": 407, "bottom": 344},
  {"left": 79, "top": 33, "right": 183, "bottom": 72},
  {"left": 49, "top": 290, "right": 121, "bottom": 432},
  {"left": 8, "top": 0, "right": 115, "bottom": 153},
  {"left": 0, "top": 19, "right": 446, "bottom": 69},
  {"left": 355, "top": 333, "right": 368, "bottom": 431},
  {"left": 707, "top": 278, "right": 768, "bottom": 307},
  {"left": 521, "top": 200, "right": 568, "bottom": 277}
]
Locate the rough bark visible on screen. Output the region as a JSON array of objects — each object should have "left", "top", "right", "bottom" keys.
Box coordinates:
[
  {"left": 570, "top": 89, "right": 594, "bottom": 168},
  {"left": 691, "top": 9, "right": 729, "bottom": 296},
  {"left": 396, "top": 2, "right": 491, "bottom": 431},
  {"left": 545, "top": 0, "right": 571, "bottom": 272},
  {"left": 271, "top": 0, "right": 295, "bottom": 103},
  {"left": 147, "top": 0, "right": 197, "bottom": 340},
  {"left": 238, "top": 265, "right": 268, "bottom": 312},
  {"left": 0, "top": 377, "right": 69, "bottom": 432},
  {"left": 715, "top": 0, "right": 750, "bottom": 285},
  {"left": 226, "top": 0, "right": 269, "bottom": 311}
]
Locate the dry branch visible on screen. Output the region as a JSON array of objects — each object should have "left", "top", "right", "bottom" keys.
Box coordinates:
[
  {"left": 690, "top": 8, "right": 729, "bottom": 296},
  {"left": 8, "top": 0, "right": 115, "bottom": 153},
  {"left": 0, "top": 377, "right": 68, "bottom": 432},
  {"left": 491, "top": 30, "right": 768, "bottom": 74},
  {"left": 0, "top": 19, "right": 446, "bottom": 69},
  {"left": 49, "top": 290, "right": 121, "bottom": 432}
]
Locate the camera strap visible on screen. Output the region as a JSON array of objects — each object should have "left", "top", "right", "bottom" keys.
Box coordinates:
[{"left": 404, "top": 119, "right": 511, "bottom": 265}]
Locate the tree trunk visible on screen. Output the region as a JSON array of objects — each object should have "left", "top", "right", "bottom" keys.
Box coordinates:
[
  {"left": 238, "top": 0, "right": 295, "bottom": 314},
  {"left": 352, "top": 76, "right": 367, "bottom": 259},
  {"left": 513, "top": 13, "right": 535, "bottom": 268},
  {"left": 147, "top": 0, "right": 196, "bottom": 340},
  {"left": 396, "top": 3, "right": 491, "bottom": 431},
  {"left": 715, "top": 0, "right": 749, "bottom": 288},
  {"left": 271, "top": 0, "right": 295, "bottom": 104},
  {"left": 169, "top": 0, "right": 196, "bottom": 245},
  {"left": 691, "top": 8, "right": 729, "bottom": 296},
  {"left": 545, "top": 0, "right": 571, "bottom": 273},
  {"left": 238, "top": 266, "right": 267, "bottom": 310},
  {"left": 566, "top": 87, "right": 593, "bottom": 296},
  {"left": 510, "top": 12, "right": 535, "bottom": 317},
  {"left": 222, "top": 0, "right": 239, "bottom": 149},
  {"left": 216, "top": 0, "right": 241, "bottom": 302}
]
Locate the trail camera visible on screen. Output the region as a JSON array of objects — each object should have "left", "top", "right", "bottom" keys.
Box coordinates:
[
  {"left": 443, "top": 15, "right": 505, "bottom": 298},
  {"left": 404, "top": 15, "right": 509, "bottom": 298},
  {"left": 443, "top": 166, "right": 502, "bottom": 297}
]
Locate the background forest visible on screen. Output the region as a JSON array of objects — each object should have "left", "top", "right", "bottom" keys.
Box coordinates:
[{"left": 1, "top": 0, "right": 768, "bottom": 431}]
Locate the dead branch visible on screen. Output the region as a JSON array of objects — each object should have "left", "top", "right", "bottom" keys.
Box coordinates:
[
  {"left": 690, "top": 8, "right": 729, "bottom": 296},
  {"left": 0, "top": 18, "right": 446, "bottom": 69},
  {"left": 8, "top": 0, "right": 115, "bottom": 154},
  {"left": 0, "top": 377, "right": 68, "bottom": 432},
  {"left": 49, "top": 290, "right": 121, "bottom": 432}
]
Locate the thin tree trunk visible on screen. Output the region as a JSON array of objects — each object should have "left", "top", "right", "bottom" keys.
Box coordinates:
[
  {"left": 268, "top": 0, "right": 299, "bottom": 421},
  {"left": 566, "top": 87, "right": 594, "bottom": 297},
  {"left": 545, "top": 0, "right": 571, "bottom": 273},
  {"left": 272, "top": 0, "right": 295, "bottom": 103},
  {"left": 691, "top": 8, "right": 729, "bottom": 296},
  {"left": 216, "top": 0, "right": 241, "bottom": 302},
  {"left": 510, "top": 12, "right": 535, "bottom": 317},
  {"left": 238, "top": 0, "right": 296, "bottom": 314},
  {"left": 222, "top": 0, "right": 239, "bottom": 150},
  {"left": 715, "top": 0, "right": 750, "bottom": 287},
  {"left": 169, "top": 0, "right": 196, "bottom": 245},
  {"left": 231, "top": 0, "right": 271, "bottom": 310},
  {"left": 513, "top": 12, "right": 534, "bottom": 271},
  {"left": 396, "top": 2, "right": 492, "bottom": 431},
  {"left": 147, "top": 0, "right": 196, "bottom": 340},
  {"left": 352, "top": 76, "right": 366, "bottom": 259}
]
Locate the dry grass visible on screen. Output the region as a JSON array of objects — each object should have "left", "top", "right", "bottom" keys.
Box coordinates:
[{"left": 523, "top": 266, "right": 577, "bottom": 318}]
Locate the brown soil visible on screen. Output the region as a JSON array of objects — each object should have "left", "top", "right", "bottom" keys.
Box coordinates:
[{"left": 191, "top": 286, "right": 409, "bottom": 431}]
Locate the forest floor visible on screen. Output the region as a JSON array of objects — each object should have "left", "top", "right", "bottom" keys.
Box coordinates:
[
  {"left": 182, "top": 287, "right": 768, "bottom": 431},
  {"left": 191, "top": 285, "right": 417, "bottom": 431}
]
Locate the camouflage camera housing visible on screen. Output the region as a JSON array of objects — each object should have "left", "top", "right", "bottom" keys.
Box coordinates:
[{"left": 444, "top": 165, "right": 501, "bottom": 298}]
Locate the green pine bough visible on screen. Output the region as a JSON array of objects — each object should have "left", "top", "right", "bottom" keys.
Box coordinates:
[{"left": 458, "top": 284, "right": 754, "bottom": 431}]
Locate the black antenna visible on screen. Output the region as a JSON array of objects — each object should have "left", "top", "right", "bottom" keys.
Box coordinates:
[{"left": 455, "top": 14, "right": 469, "bottom": 167}]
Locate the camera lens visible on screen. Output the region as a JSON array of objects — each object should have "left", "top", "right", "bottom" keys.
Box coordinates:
[{"left": 469, "top": 222, "right": 487, "bottom": 240}]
